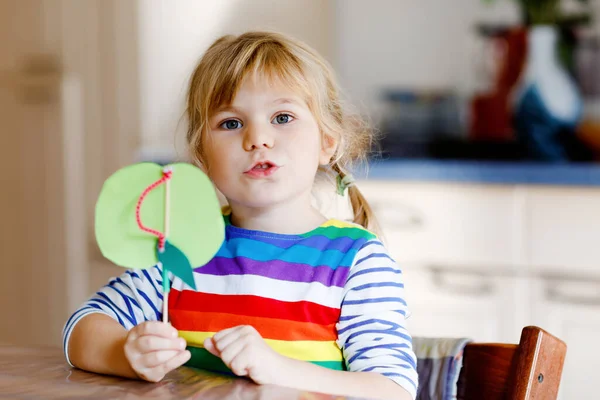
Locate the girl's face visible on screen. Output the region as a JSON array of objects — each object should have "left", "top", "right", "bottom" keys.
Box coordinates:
[{"left": 204, "top": 74, "right": 337, "bottom": 211}]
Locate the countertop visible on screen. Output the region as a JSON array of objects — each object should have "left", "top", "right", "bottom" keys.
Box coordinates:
[{"left": 357, "top": 159, "right": 600, "bottom": 186}]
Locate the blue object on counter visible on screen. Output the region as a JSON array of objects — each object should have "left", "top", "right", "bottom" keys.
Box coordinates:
[{"left": 512, "top": 26, "right": 583, "bottom": 161}]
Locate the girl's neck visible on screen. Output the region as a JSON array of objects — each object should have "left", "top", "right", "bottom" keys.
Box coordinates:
[{"left": 227, "top": 194, "right": 328, "bottom": 235}]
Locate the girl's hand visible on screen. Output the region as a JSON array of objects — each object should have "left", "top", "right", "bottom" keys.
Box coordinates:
[
  {"left": 124, "top": 321, "right": 191, "bottom": 382},
  {"left": 203, "top": 325, "right": 288, "bottom": 385}
]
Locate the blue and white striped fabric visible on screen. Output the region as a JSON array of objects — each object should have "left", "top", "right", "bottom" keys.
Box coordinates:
[
  {"left": 62, "top": 265, "right": 167, "bottom": 366},
  {"left": 337, "top": 240, "right": 418, "bottom": 398}
]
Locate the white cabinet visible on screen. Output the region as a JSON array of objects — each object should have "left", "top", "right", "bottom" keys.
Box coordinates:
[
  {"left": 530, "top": 275, "right": 600, "bottom": 400},
  {"left": 525, "top": 187, "right": 600, "bottom": 275},
  {"left": 357, "top": 181, "right": 522, "bottom": 269},
  {"left": 403, "top": 266, "right": 527, "bottom": 344},
  {"left": 357, "top": 179, "right": 600, "bottom": 400}
]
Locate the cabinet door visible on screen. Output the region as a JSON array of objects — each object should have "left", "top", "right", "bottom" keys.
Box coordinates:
[
  {"left": 530, "top": 275, "right": 600, "bottom": 400},
  {"left": 526, "top": 187, "right": 600, "bottom": 275},
  {"left": 402, "top": 266, "right": 525, "bottom": 344},
  {"left": 357, "top": 181, "right": 521, "bottom": 269}
]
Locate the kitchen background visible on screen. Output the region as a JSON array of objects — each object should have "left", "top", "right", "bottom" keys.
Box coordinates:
[{"left": 1, "top": 1, "right": 599, "bottom": 399}]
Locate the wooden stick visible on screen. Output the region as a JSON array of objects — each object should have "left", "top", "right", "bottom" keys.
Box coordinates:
[
  {"left": 165, "top": 169, "right": 171, "bottom": 239},
  {"left": 162, "top": 167, "right": 172, "bottom": 324},
  {"left": 162, "top": 283, "right": 169, "bottom": 324}
]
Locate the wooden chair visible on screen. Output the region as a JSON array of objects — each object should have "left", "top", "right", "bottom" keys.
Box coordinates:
[{"left": 457, "top": 326, "right": 567, "bottom": 400}]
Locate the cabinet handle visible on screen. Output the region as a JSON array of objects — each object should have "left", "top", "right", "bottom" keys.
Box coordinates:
[
  {"left": 545, "top": 280, "right": 600, "bottom": 306},
  {"left": 370, "top": 201, "right": 424, "bottom": 229},
  {"left": 429, "top": 266, "right": 494, "bottom": 296}
]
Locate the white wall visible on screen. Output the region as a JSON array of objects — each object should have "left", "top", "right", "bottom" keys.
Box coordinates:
[
  {"left": 333, "top": 0, "right": 521, "bottom": 120},
  {"left": 135, "top": 0, "right": 332, "bottom": 161}
]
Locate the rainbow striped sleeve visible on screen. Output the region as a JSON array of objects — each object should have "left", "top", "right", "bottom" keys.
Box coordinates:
[{"left": 337, "top": 239, "right": 418, "bottom": 399}]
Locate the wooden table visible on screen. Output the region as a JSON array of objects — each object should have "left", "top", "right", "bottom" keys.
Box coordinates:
[{"left": 0, "top": 344, "right": 361, "bottom": 399}]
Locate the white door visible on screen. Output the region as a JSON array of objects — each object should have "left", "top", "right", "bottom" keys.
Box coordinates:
[{"left": 530, "top": 275, "right": 600, "bottom": 400}]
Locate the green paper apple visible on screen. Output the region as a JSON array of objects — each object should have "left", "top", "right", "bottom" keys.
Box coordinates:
[{"left": 95, "top": 162, "right": 224, "bottom": 289}]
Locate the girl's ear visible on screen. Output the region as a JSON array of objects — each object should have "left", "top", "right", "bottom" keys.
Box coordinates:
[{"left": 319, "top": 133, "right": 338, "bottom": 165}]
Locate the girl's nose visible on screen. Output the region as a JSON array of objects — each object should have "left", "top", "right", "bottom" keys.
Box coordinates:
[{"left": 242, "top": 123, "right": 274, "bottom": 151}]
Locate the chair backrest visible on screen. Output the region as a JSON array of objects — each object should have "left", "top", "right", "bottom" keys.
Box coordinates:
[{"left": 457, "top": 326, "right": 567, "bottom": 400}]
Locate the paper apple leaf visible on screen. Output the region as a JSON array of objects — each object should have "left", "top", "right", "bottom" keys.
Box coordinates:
[
  {"left": 157, "top": 240, "right": 196, "bottom": 290},
  {"left": 95, "top": 162, "right": 224, "bottom": 272}
]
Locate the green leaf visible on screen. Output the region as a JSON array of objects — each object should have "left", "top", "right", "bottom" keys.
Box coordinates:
[{"left": 158, "top": 240, "right": 196, "bottom": 290}]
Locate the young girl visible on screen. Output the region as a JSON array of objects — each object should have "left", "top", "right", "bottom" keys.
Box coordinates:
[{"left": 63, "top": 31, "right": 418, "bottom": 400}]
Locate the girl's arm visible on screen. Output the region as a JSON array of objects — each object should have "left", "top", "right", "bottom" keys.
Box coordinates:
[
  {"left": 275, "top": 358, "right": 412, "bottom": 400},
  {"left": 335, "top": 239, "right": 419, "bottom": 399},
  {"left": 62, "top": 265, "right": 169, "bottom": 376},
  {"left": 204, "top": 324, "right": 412, "bottom": 400},
  {"left": 67, "top": 313, "right": 138, "bottom": 378},
  {"left": 69, "top": 313, "right": 190, "bottom": 381}
]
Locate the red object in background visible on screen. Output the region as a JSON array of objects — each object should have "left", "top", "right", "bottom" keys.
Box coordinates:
[{"left": 470, "top": 28, "right": 527, "bottom": 141}]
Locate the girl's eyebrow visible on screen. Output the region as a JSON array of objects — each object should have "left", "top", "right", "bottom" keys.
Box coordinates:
[
  {"left": 272, "top": 97, "right": 301, "bottom": 106},
  {"left": 213, "top": 105, "right": 241, "bottom": 114},
  {"left": 213, "top": 98, "right": 302, "bottom": 114}
]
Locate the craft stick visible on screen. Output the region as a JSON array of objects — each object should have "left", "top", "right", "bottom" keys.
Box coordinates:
[
  {"left": 162, "top": 167, "right": 172, "bottom": 323},
  {"left": 165, "top": 168, "right": 171, "bottom": 239},
  {"left": 162, "top": 282, "right": 169, "bottom": 323}
]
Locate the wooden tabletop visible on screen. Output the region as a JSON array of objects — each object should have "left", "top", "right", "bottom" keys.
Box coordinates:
[{"left": 0, "top": 344, "right": 362, "bottom": 399}]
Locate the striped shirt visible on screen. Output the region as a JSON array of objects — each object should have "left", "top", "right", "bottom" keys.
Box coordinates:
[{"left": 63, "top": 216, "right": 418, "bottom": 398}]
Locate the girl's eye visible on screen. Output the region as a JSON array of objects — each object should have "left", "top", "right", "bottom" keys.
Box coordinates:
[
  {"left": 220, "top": 119, "right": 242, "bottom": 130},
  {"left": 272, "top": 114, "right": 294, "bottom": 125}
]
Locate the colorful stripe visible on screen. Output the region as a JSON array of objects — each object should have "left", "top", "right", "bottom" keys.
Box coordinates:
[
  {"left": 226, "top": 234, "right": 359, "bottom": 252},
  {"left": 169, "top": 291, "right": 341, "bottom": 325},
  {"left": 213, "top": 239, "right": 360, "bottom": 269},
  {"left": 180, "top": 331, "right": 342, "bottom": 362},
  {"left": 170, "top": 310, "right": 337, "bottom": 341},
  {"left": 222, "top": 212, "right": 376, "bottom": 241},
  {"left": 195, "top": 256, "right": 350, "bottom": 287},
  {"left": 184, "top": 274, "right": 343, "bottom": 308},
  {"left": 302, "top": 220, "right": 377, "bottom": 241},
  {"left": 185, "top": 346, "right": 346, "bottom": 374}
]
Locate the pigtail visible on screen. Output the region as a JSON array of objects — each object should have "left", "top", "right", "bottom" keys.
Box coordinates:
[{"left": 331, "top": 163, "right": 381, "bottom": 236}]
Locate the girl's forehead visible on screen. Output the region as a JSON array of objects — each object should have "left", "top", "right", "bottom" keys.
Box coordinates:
[
  {"left": 238, "top": 75, "right": 298, "bottom": 98},
  {"left": 220, "top": 73, "right": 309, "bottom": 109}
]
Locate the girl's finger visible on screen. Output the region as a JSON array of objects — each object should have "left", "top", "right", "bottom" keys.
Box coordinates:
[
  {"left": 228, "top": 344, "right": 251, "bottom": 377},
  {"left": 203, "top": 337, "right": 220, "bottom": 357},
  {"left": 155, "top": 350, "right": 192, "bottom": 377},
  {"left": 134, "top": 321, "right": 179, "bottom": 339},
  {"left": 212, "top": 328, "right": 243, "bottom": 353},
  {"left": 211, "top": 325, "right": 242, "bottom": 341},
  {"left": 138, "top": 350, "right": 181, "bottom": 368},
  {"left": 137, "top": 335, "right": 186, "bottom": 353},
  {"left": 219, "top": 337, "right": 247, "bottom": 367},
  {"left": 137, "top": 350, "right": 191, "bottom": 383}
]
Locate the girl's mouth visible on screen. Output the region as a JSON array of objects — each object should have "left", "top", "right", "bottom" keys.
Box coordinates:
[{"left": 244, "top": 161, "right": 280, "bottom": 178}]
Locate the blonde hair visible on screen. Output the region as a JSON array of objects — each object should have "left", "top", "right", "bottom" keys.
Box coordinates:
[{"left": 185, "top": 31, "right": 379, "bottom": 233}]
